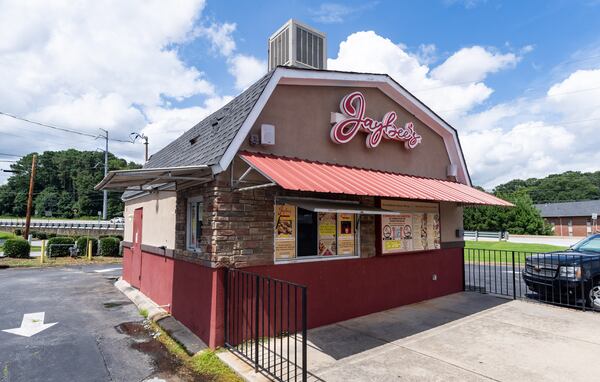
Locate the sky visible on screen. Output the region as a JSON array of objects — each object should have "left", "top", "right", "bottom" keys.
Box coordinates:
[{"left": 1, "top": 0, "right": 600, "bottom": 189}]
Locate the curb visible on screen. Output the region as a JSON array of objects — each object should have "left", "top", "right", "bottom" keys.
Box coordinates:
[
  {"left": 114, "top": 278, "right": 169, "bottom": 321},
  {"left": 113, "top": 277, "right": 208, "bottom": 355}
]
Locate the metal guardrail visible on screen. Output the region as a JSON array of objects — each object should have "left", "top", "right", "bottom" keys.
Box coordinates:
[
  {"left": 0, "top": 220, "right": 123, "bottom": 231},
  {"left": 464, "top": 230, "right": 508, "bottom": 241},
  {"left": 225, "top": 268, "right": 308, "bottom": 382}
]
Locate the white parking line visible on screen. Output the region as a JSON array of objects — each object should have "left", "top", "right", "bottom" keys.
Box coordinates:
[{"left": 93, "top": 267, "right": 122, "bottom": 273}]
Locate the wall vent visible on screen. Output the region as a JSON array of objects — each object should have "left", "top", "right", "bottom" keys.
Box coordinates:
[{"left": 268, "top": 19, "right": 327, "bottom": 71}]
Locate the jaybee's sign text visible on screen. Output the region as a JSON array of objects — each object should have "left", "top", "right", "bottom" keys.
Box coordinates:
[{"left": 330, "top": 91, "right": 422, "bottom": 149}]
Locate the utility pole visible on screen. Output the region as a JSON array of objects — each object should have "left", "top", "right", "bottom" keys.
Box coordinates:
[
  {"left": 23, "top": 154, "right": 37, "bottom": 240},
  {"left": 143, "top": 135, "right": 148, "bottom": 162},
  {"left": 100, "top": 129, "right": 108, "bottom": 220},
  {"left": 131, "top": 132, "right": 149, "bottom": 162}
]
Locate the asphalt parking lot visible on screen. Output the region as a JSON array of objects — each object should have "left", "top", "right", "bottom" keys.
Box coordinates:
[{"left": 0, "top": 264, "right": 183, "bottom": 382}]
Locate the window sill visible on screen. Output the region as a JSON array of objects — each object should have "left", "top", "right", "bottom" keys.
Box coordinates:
[{"left": 274, "top": 255, "right": 359, "bottom": 265}]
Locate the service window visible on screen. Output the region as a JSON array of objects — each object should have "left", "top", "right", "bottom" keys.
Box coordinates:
[
  {"left": 274, "top": 202, "right": 359, "bottom": 261},
  {"left": 187, "top": 197, "right": 203, "bottom": 251},
  {"left": 380, "top": 200, "right": 441, "bottom": 254}
]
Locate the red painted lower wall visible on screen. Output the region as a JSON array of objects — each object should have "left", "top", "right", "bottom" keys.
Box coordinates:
[
  {"left": 122, "top": 247, "right": 133, "bottom": 284},
  {"left": 139, "top": 253, "right": 174, "bottom": 309},
  {"left": 123, "top": 247, "right": 462, "bottom": 349},
  {"left": 171, "top": 260, "right": 224, "bottom": 348},
  {"left": 247, "top": 248, "right": 463, "bottom": 329},
  {"left": 121, "top": 249, "right": 223, "bottom": 348}
]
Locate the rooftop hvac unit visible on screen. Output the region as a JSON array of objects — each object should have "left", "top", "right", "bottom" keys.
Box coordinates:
[{"left": 268, "top": 19, "right": 327, "bottom": 71}]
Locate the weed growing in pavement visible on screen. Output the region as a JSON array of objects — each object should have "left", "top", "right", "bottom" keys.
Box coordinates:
[
  {"left": 139, "top": 308, "right": 148, "bottom": 319},
  {"left": 147, "top": 320, "right": 242, "bottom": 382}
]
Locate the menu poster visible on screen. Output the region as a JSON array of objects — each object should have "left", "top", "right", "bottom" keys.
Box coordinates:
[
  {"left": 318, "top": 212, "right": 337, "bottom": 256},
  {"left": 274, "top": 204, "right": 296, "bottom": 259},
  {"left": 337, "top": 213, "right": 355, "bottom": 255},
  {"left": 412, "top": 213, "right": 426, "bottom": 251},
  {"left": 381, "top": 214, "right": 413, "bottom": 254},
  {"left": 430, "top": 213, "right": 441, "bottom": 249}
]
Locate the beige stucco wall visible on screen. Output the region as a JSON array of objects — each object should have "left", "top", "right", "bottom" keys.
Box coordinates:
[
  {"left": 240, "top": 85, "right": 452, "bottom": 180},
  {"left": 440, "top": 202, "right": 463, "bottom": 243},
  {"left": 124, "top": 191, "right": 177, "bottom": 249}
]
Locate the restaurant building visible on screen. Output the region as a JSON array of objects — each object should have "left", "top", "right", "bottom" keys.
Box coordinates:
[{"left": 97, "top": 20, "right": 511, "bottom": 349}]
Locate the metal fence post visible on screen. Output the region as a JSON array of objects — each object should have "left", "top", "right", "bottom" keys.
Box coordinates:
[
  {"left": 580, "top": 255, "right": 586, "bottom": 312},
  {"left": 512, "top": 251, "right": 517, "bottom": 300},
  {"left": 224, "top": 268, "right": 229, "bottom": 345},
  {"left": 301, "top": 287, "right": 307, "bottom": 382},
  {"left": 254, "top": 274, "right": 259, "bottom": 372}
]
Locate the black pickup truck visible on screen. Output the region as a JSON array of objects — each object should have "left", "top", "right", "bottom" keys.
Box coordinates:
[{"left": 523, "top": 234, "right": 600, "bottom": 309}]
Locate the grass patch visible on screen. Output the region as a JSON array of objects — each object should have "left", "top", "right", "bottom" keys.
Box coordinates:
[
  {"left": 149, "top": 321, "right": 242, "bottom": 382},
  {"left": 139, "top": 308, "right": 149, "bottom": 319},
  {"left": 465, "top": 241, "right": 569, "bottom": 264},
  {"left": 0, "top": 256, "right": 121, "bottom": 268},
  {"left": 0, "top": 232, "right": 15, "bottom": 240},
  {"left": 465, "top": 241, "right": 568, "bottom": 253}
]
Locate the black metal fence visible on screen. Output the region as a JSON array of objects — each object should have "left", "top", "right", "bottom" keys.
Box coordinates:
[
  {"left": 464, "top": 248, "right": 600, "bottom": 312},
  {"left": 225, "top": 268, "right": 308, "bottom": 382}
]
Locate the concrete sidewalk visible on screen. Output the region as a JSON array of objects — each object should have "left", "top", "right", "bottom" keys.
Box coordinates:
[{"left": 305, "top": 292, "right": 600, "bottom": 381}]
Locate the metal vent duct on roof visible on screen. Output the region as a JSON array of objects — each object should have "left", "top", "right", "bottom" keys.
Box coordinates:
[{"left": 268, "top": 19, "right": 327, "bottom": 71}]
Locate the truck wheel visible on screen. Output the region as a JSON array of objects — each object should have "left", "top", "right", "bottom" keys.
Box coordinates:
[{"left": 589, "top": 285, "right": 600, "bottom": 310}]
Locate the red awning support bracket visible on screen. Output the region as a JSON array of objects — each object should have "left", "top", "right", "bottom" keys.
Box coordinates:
[{"left": 231, "top": 156, "right": 278, "bottom": 192}]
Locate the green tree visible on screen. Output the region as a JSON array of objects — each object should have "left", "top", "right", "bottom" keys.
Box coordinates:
[
  {"left": 0, "top": 150, "right": 141, "bottom": 218},
  {"left": 464, "top": 192, "right": 553, "bottom": 235}
]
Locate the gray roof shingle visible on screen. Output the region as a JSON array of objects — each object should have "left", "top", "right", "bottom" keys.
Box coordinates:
[
  {"left": 535, "top": 200, "right": 600, "bottom": 218},
  {"left": 144, "top": 70, "right": 275, "bottom": 170}
]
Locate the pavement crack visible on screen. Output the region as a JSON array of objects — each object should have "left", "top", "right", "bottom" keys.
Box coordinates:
[{"left": 95, "top": 335, "right": 114, "bottom": 381}]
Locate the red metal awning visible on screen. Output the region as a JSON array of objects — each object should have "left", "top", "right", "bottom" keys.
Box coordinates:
[{"left": 239, "top": 152, "right": 513, "bottom": 207}]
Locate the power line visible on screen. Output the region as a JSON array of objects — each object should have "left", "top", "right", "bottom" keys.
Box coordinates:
[
  {"left": 0, "top": 152, "right": 25, "bottom": 157},
  {"left": 0, "top": 111, "right": 135, "bottom": 143}
]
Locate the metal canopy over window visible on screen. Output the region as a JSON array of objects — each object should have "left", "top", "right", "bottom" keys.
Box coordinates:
[
  {"left": 280, "top": 198, "right": 401, "bottom": 215},
  {"left": 239, "top": 151, "right": 513, "bottom": 207},
  {"left": 94, "top": 166, "right": 213, "bottom": 192}
]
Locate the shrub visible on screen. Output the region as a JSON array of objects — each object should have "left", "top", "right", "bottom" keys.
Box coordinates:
[
  {"left": 3, "top": 239, "right": 31, "bottom": 258},
  {"left": 35, "top": 232, "right": 48, "bottom": 240},
  {"left": 47, "top": 233, "right": 57, "bottom": 238},
  {"left": 13, "top": 228, "right": 22, "bottom": 236},
  {"left": 76, "top": 237, "right": 98, "bottom": 257},
  {"left": 99, "top": 237, "right": 120, "bottom": 257},
  {"left": 47, "top": 236, "right": 76, "bottom": 257}
]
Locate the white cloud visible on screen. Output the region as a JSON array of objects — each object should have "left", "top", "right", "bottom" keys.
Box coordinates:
[
  {"left": 462, "top": 121, "right": 577, "bottom": 188},
  {"left": 328, "top": 31, "right": 515, "bottom": 119},
  {"left": 228, "top": 54, "right": 268, "bottom": 90},
  {"left": 195, "top": 22, "right": 237, "bottom": 56},
  {"left": 456, "top": 68, "right": 600, "bottom": 189},
  {"left": 193, "top": 19, "right": 266, "bottom": 91},
  {"left": 431, "top": 46, "right": 518, "bottom": 83},
  {"left": 0, "top": 0, "right": 262, "bottom": 185},
  {"left": 310, "top": 2, "right": 377, "bottom": 24},
  {"left": 443, "top": 0, "right": 488, "bottom": 9}
]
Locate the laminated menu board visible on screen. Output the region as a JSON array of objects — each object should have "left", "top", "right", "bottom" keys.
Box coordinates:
[
  {"left": 274, "top": 204, "right": 296, "bottom": 259},
  {"left": 381, "top": 214, "right": 413, "bottom": 254},
  {"left": 337, "top": 213, "right": 355, "bottom": 256},
  {"left": 381, "top": 200, "right": 441, "bottom": 254},
  {"left": 318, "top": 212, "right": 337, "bottom": 256}
]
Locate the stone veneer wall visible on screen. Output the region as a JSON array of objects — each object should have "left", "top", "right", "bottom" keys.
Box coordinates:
[{"left": 174, "top": 173, "right": 377, "bottom": 268}]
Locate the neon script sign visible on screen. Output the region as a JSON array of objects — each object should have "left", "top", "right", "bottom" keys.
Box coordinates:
[{"left": 330, "top": 91, "right": 422, "bottom": 149}]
